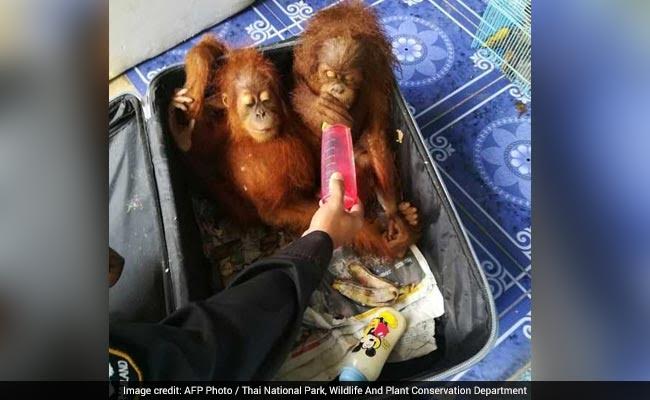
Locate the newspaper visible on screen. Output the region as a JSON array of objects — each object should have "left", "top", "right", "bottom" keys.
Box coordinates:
[
  {"left": 276, "top": 245, "right": 444, "bottom": 381},
  {"left": 193, "top": 197, "right": 445, "bottom": 380},
  {"left": 192, "top": 198, "right": 296, "bottom": 287}
]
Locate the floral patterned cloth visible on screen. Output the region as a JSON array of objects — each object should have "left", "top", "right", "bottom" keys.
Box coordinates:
[{"left": 476, "top": 117, "right": 531, "bottom": 207}]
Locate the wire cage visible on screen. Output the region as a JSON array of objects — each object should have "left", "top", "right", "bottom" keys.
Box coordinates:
[{"left": 472, "top": 0, "right": 531, "bottom": 94}]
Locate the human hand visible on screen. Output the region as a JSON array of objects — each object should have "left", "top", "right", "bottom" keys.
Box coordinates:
[{"left": 303, "top": 172, "right": 364, "bottom": 248}]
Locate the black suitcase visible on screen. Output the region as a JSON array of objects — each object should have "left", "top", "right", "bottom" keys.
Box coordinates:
[{"left": 108, "top": 39, "right": 497, "bottom": 380}]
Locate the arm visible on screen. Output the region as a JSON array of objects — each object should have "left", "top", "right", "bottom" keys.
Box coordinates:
[
  {"left": 292, "top": 81, "right": 353, "bottom": 133},
  {"left": 360, "top": 129, "right": 419, "bottom": 259},
  {"left": 291, "top": 81, "right": 324, "bottom": 134},
  {"left": 360, "top": 128, "right": 400, "bottom": 215},
  {"left": 183, "top": 35, "right": 228, "bottom": 118},
  {"left": 109, "top": 174, "right": 363, "bottom": 381},
  {"left": 109, "top": 231, "right": 333, "bottom": 381},
  {"left": 167, "top": 35, "right": 228, "bottom": 152}
]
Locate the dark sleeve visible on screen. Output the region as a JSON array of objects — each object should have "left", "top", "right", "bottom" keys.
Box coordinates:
[{"left": 108, "top": 231, "right": 333, "bottom": 381}]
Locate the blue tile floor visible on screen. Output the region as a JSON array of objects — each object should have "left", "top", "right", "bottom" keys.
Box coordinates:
[{"left": 126, "top": 0, "right": 531, "bottom": 381}]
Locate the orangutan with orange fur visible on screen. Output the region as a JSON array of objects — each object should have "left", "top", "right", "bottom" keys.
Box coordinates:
[
  {"left": 292, "top": 1, "right": 419, "bottom": 258},
  {"left": 168, "top": 35, "right": 318, "bottom": 233}
]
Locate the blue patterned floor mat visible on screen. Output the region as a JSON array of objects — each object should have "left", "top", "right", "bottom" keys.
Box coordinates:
[{"left": 126, "top": 0, "right": 531, "bottom": 381}]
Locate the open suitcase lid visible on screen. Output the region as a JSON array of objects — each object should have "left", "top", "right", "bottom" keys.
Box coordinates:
[
  {"left": 109, "top": 94, "right": 173, "bottom": 322},
  {"left": 109, "top": 93, "right": 211, "bottom": 323},
  {"left": 389, "top": 86, "right": 499, "bottom": 380}
]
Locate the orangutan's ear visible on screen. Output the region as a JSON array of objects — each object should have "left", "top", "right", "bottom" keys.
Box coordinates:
[{"left": 221, "top": 93, "right": 230, "bottom": 108}]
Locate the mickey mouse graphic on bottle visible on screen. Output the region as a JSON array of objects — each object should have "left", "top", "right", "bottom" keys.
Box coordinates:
[{"left": 339, "top": 307, "right": 407, "bottom": 381}]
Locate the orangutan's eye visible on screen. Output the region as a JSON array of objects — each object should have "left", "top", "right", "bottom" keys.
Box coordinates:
[
  {"left": 241, "top": 93, "right": 254, "bottom": 106},
  {"left": 259, "top": 91, "right": 271, "bottom": 103}
]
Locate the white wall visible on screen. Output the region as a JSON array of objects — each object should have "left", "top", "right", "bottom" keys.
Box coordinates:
[{"left": 109, "top": 0, "right": 253, "bottom": 78}]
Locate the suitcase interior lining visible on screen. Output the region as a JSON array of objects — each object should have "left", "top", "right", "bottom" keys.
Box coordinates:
[{"left": 109, "top": 95, "right": 172, "bottom": 322}]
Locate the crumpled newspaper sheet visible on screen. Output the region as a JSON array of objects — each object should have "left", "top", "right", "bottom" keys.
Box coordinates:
[
  {"left": 193, "top": 198, "right": 445, "bottom": 380},
  {"left": 193, "top": 198, "right": 296, "bottom": 287},
  {"left": 276, "top": 245, "right": 444, "bottom": 381}
]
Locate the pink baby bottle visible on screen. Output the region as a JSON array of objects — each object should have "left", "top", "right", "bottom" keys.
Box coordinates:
[{"left": 320, "top": 123, "right": 358, "bottom": 210}]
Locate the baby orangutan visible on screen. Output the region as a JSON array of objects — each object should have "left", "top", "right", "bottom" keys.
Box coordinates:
[
  {"left": 168, "top": 35, "right": 318, "bottom": 233},
  {"left": 292, "top": 1, "right": 419, "bottom": 258}
]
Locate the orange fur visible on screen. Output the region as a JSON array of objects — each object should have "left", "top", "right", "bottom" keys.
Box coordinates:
[
  {"left": 183, "top": 35, "right": 229, "bottom": 118},
  {"left": 171, "top": 36, "right": 318, "bottom": 232},
  {"left": 292, "top": 1, "right": 416, "bottom": 258}
]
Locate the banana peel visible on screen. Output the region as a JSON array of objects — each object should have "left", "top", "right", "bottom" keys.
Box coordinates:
[
  {"left": 332, "top": 262, "right": 414, "bottom": 307},
  {"left": 332, "top": 279, "right": 399, "bottom": 307}
]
